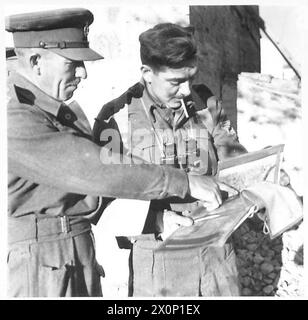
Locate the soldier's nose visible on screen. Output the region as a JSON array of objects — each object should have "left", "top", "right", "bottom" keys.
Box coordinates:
[
  {"left": 75, "top": 64, "right": 87, "bottom": 79},
  {"left": 179, "top": 81, "right": 191, "bottom": 97}
]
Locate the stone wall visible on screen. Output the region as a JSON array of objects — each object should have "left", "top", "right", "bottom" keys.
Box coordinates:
[{"left": 189, "top": 5, "right": 261, "bottom": 131}]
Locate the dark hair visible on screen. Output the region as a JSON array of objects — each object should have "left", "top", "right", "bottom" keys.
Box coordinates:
[{"left": 139, "top": 23, "right": 197, "bottom": 70}]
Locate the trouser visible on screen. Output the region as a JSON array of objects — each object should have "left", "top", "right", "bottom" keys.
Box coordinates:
[
  {"left": 130, "top": 235, "right": 240, "bottom": 297},
  {"left": 7, "top": 230, "right": 104, "bottom": 297}
]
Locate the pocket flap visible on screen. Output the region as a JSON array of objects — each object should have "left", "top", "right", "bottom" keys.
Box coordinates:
[{"left": 38, "top": 238, "right": 74, "bottom": 269}]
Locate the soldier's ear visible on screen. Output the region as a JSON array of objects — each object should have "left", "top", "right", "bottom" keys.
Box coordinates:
[
  {"left": 29, "top": 53, "right": 41, "bottom": 75},
  {"left": 141, "top": 65, "right": 153, "bottom": 84}
]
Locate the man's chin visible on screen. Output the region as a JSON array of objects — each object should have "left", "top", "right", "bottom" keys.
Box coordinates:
[
  {"left": 62, "top": 92, "right": 74, "bottom": 101},
  {"left": 63, "top": 87, "right": 77, "bottom": 100}
]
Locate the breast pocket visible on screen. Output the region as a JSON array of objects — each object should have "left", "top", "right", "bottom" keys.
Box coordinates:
[{"left": 131, "top": 134, "right": 161, "bottom": 164}]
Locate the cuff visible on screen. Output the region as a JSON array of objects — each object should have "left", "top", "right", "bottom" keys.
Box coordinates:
[{"left": 160, "top": 166, "right": 189, "bottom": 199}]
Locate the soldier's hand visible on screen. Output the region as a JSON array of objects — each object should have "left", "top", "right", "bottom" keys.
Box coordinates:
[
  {"left": 188, "top": 175, "right": 222, "bottom": 210},
  {"left": 159, "top": 210, "right": 194, "bottom": 240}
]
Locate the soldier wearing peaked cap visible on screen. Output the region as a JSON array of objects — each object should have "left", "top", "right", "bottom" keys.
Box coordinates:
[
  {"left": 6, "top": 8, "right": 224, "bottom": 297},
  {"left": 6, "top": 8, "right": 102, "bottom": 61}
]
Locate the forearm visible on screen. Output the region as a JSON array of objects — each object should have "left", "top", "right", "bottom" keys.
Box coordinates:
[{"left": 8, "top": 130, "right": 189, "bottom": 200}]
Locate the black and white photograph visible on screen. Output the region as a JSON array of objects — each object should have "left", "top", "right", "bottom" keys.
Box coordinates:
[{"left": 1, "top": 0, "right": 306, "bottom": 303}]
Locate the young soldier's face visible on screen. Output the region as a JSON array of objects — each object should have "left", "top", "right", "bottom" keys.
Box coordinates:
[
  {"left": 143, "top": 59, "right": 198, "bottom": 110},
  {"left": 38, "top": 51, "right": 87, "bottom": 101}
]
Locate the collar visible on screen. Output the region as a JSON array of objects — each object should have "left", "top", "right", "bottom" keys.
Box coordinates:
[
  {"left": 8, "top": 71, "right": 63, "bottom": 117},
  {"left": 140, "top": 78, "right": 177, "bottom": 126}
]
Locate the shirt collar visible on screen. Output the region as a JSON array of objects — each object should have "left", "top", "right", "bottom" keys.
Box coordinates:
[
  {"left": 9, "top": 71, "right": 63, "bottom": 117},
  {"left": 140, "top": 78, "right": 177, "bottom": 126}
]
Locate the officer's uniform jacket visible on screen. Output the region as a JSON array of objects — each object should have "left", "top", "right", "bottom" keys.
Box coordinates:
[
  {"left": 93, "top": 81, "right": 247, "bottom": 233},
  {"left": 7, "top": 72, "right": 191, "bottom": 244}
]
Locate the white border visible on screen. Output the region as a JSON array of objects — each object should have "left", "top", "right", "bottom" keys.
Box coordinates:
[{"left": 1, "top": 0, "right": 307, "bottom": 300}]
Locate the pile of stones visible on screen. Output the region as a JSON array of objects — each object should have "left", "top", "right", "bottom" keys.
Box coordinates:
[{"left": 232, "top": 215, "right": 303, "bottom": 297}]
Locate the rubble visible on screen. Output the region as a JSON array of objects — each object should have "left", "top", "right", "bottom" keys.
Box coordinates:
[{"left": 232, "top": 215, "right": 304, "bottom": 296}]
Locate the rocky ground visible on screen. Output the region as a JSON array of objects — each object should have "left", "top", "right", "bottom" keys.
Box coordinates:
[{"left": 233, "top": 216, "right": 303, "bottom": 297}]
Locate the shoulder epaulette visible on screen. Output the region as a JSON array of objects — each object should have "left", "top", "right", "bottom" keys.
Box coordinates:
[
  {"left": 191, "top": 83, "right": 214, "bottom": 111},
  {"left": 94, "top": 82, "right": 144, "bottom": 123}
]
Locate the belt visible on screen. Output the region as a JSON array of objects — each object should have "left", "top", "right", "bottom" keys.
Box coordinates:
[{"left": 8, "top": 215, "right": 91, "bottom": 244}]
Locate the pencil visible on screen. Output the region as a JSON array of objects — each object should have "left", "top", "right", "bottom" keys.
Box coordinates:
[{"left": 194, "top": 214, "right": 224, "bottom": 223}]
